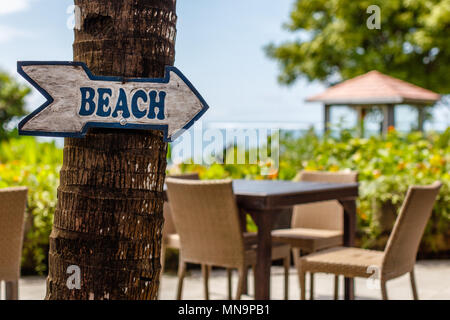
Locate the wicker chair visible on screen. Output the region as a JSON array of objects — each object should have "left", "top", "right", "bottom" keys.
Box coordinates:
[
  {"left": 161, "top": 173, "right": 240, "bottom": 299},
  {"left": 298, "top": 182, "right": 442, "bottom": 300},
  {"left": 0, "top": 187, "right": 28, "bottom": 300},
  {"left": 272, "top": 170, "right": 358, "bottom": 299},
  {"left": 166, "top": 178, "right": 291, "bottom": 300},
  {"left": 161, "top": 173, "right": 209, "bottom": 299},
  {"left": 161, "top": 173, "right": 200, "bottom": 275}
]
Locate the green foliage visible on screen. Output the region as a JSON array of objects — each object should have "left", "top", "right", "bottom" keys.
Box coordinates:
[
  {"left": 0, "top": 129, "right": 448, "bottom": 274},
  {"left": 0, "top": 137, "right": 62, "bottom": 274},
  {"left": 284, "top": 128, "right": 449, "bottom": 253},
  {"left": 0, "top": 71, "right": 30, "bottom": 140},
  {"left": 174, "top": 128, "right": 450, "bottom": 256},
  {"left": 266, "top": 0, "right": 450, "bottom": 92}
]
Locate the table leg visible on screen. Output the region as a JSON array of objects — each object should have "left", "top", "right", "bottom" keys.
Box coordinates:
[
  {"left": 251, "top": 210, "right": 275, "bottom": 300},
  {"left": 339, "top": 199, "right": 356, "bottom": 300},
  {"left": 238, "top": 209, "right": 250, "bottom": 295},
  {"left": 5, "top": 280, "right": 19, "bottom": 300}
]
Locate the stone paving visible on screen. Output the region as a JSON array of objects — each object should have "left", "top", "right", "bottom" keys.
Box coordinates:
[{"left": 12, "top": 260, "right": 450, "bottom": 300}]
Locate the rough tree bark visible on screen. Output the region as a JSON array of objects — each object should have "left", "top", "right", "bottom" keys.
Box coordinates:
[{"left": 45, "top": 0, "right": 177, "bottom": 300}]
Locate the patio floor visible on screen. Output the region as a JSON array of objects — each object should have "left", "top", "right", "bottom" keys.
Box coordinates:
[{"left": 13, "top": 260, "right": 450, "bottom": 300}]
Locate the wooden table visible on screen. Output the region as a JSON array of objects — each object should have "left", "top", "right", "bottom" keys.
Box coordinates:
[{"left": 231, "top": 179, "right": 359, "bottom": 300}]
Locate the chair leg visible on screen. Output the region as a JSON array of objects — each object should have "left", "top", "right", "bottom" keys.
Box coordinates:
[
  {"left": 293, "top": 248, "right": 302, "bottom": 292},
  {"left": 381, "top": 280, "right": 388, "bottom": 300},
  {"left": 160, "top": 244, "right": 166, "bottom": 275},
  {"left": 283, "top": 255, "right": 290, "bottom": 300},
  {"left": 251, "top": 265, "right": 256, "bottom": 296},
  {"left": 5, "top": 280, "right": 19, "bottom": 300},
  {"left": 157, "top": 244, "right": 167, "bottom": 299},
  {"left": 334, "top": 275, "right": 339, "bottom": 300},
  {"left": 292, "top": 248, "right": 301, "bottom": 269},
  {"left": 235, "top": 267, "right": 246, "bottom": 300},
  {"left": 176, "top": 260, "right": 187, "bottom": 300},
  {"left": 201, "top": 264, "right": 210, "bottom": 300},
  {"left": 226, "top": 269, "right": 233, "bottom": 300},
  {"left": 242, "top": 267, "right": 249, "bottom": 295},
  {"left": 300, "top": 271, "right": 306, "bottom": 300},
  {"left": 310, "top": 273, "right": 314, "bottom": 300},
  {"left": 410, "top": 270, "right": 419, "bottom": 300}
]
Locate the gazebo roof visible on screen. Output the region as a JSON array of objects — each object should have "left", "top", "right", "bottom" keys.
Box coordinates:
[{"left": 307, "top": 70, "right": 441, "bottom": 105}]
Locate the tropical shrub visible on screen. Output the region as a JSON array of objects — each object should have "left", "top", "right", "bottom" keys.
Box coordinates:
[
  {"left": 0, "top": 136, "right": 62, "bottom": 274},
  {"left": 173, "top": 128, "right": 450, "bottom": 257},
  {"left": 0, "top": 72, "right": 30, "bottom": 140},
  {"left": 0, "top": 128, "right": 448, "bottom": 274}
]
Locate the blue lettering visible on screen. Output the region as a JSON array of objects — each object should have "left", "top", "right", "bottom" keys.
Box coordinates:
[
  {"left": 79, "top": 87, "right": 96, "bottom": 116},
  {"left": 112, "top": 88, "right": 130, "bottom": 118},
  {"left": 148, "top": 91, "right": 166, "bottom": 120},
  {"left": 96, "top": 88, "right": 112, "bottom": 117},
  {"left": 131, "top": 90, "right": 148, "bottom": 119}
]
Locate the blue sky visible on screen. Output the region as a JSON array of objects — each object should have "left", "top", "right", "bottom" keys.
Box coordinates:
[{"left": 0, "top": 0, "right": 448, "bottom": 132}]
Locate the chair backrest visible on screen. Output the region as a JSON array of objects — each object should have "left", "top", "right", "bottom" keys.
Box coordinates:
[
  {"left": 382, "top": 182, "right": 441, "bottom": 279},
  {"left": 291, "top": 171, "right": 358, "bottom": 231},
  {"left": 165, "top": 178, "right": 245, "bottom": 268},
  {"left": 0, "top": 187, "right": 28, "bottom": 281},
  {"left": 163, "top": 173, "right": 199, "bottom": 236}
]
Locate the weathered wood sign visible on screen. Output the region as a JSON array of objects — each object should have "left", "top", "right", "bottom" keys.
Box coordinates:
[{"left": 17, "top": 61, "right": 209, "bottom": 142}]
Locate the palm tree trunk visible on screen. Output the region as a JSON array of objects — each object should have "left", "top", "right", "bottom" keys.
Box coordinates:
[{"left": 45, "top": 0, "right": 177, "bottom": 300}]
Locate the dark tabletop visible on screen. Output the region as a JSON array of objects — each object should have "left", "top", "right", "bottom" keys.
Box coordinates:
[
  {"left": 165, "top": 179, "right": 359, "bottom": 210},
  {"left": 232, "top": 179, "right": 358, "bottom": 210},
  {"left": 231, "top": 179, "right": 356, "bottom": 196}
]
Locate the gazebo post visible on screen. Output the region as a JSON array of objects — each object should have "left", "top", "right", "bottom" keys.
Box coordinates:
[
  {"left": 382, "top": 104, "right": 395, "bottom": 134},
  {"left": 324, "top": 104, "right": 331, "bottom": 133},
  {"left": 417, "top": 106, "right": 426, "bottom": 132},
  {"left": 357, "top": 106, "right": 366, "bottom": 137}
]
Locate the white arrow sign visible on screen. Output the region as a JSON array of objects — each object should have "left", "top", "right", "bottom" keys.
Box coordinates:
[{"left": 17, "top": 61, "right": 209, "bottom": 142}]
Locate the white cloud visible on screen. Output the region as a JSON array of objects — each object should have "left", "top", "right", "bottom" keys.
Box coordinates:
[
  {"left": 0, "top": 0, "right": 31, "bottom": 15},
  {"left": 0, "top": 25, "right": 29, "bottom": 43}
]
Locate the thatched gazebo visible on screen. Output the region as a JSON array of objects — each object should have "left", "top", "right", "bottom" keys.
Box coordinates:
[{"left": 307, "top": 70, "right": 441, "bottom": 134}]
